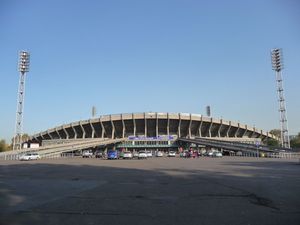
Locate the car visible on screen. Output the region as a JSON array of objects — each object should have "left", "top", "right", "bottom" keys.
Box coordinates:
[
  {"left": 19, "top": 152, "right": 41, "bottom": 161},
  {"left": 206, "top": 151, "right": 214, "bottom": 157},
  {"left": 95, "top": 151, "right": 103, "bottom": 158},
  {"left": 123, "top": 151, "right": 133, "bottom": 159},
  {"left": 107, "top": 150, "right": 119, "bottom": 159},
  {"left": 133, "top": 152, "right": 139, "bottom": 158},
  {"left": 146, "top": 151, "right": 153, "bottom": 157},
  {"left": 119, "top": 151, "right": 125, "bottom": 158},
  {"left": 181, "top": 151, "right": 190, "bottom": 158},
  {"left": 138, "top": 151, "right": 148, "bottom": 159},
  {"left": 168, "top": 151, "right": 176, "bottom": 157},
  {"left": 213, "top": 152, "right": 223, "bottom": 157},
  {"left": 82, "top": 150, "right": 93, "bottom": 158},
  {"left": 156, "top": 151, "right": 164, "bottom": 157}
]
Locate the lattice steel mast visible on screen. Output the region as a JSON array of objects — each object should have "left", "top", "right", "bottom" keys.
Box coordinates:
[
  {"left": 13, "top": 51, "right": 30, "bottom": 150},
  {"left": 271, "top": 48, "right": 290, "bottom": 148}
]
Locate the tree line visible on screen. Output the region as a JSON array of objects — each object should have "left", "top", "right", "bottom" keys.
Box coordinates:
[{"left": 0, "top": 134, "right": 30, "bottom": 152}]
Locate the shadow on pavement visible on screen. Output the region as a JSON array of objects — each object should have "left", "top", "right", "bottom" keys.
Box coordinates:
[{"left": 0, "top": 159, "right": 299, "bottom": 225}]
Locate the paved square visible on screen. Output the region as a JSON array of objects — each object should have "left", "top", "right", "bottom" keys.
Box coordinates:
[{"left": 0, "top": 157, "right": 299, "bottom": 225}]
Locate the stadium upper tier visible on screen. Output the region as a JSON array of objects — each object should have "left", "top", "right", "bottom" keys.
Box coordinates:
[{"left": 29, "top": 112, "right": 276, "bottom": 142}]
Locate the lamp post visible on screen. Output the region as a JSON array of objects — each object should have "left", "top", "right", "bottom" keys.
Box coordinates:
[
  {"left": 13, "top": 51, "right": 30, "bottom": 150},
  {"left": 271, "top": 48, "right": 290, "bottom": 148}
]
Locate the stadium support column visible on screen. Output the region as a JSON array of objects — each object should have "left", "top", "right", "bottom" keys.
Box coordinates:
[
  {"left": 71, "top": 124, "right": 77, "bottom": 139},
  {"left": 251, "top": 127, "right": 256, "bottom": 138},
  {"left": 144, "top": 113, "right": 147, "bottom": 137},
  {"left": 80, "top": 121, "right": 85, "bottom": 139},
  {"left": 99, "top": 117, "right": 105, "bottom": 139},
  {"left": 198, "top": 117, "right": 203, "bottom": 137},
  {"left": 242, "top": 125, "right": 248, "bottom": 137},
  {"left": 110, "top": 115, "right": 115, "bottom": 139},
  {"left": 62, "top": 126, "right": 69, "bottom": 139},
  {"left": 167, "top": 113, "right": 170, "bottom": 136},
  {"left": 47, "top": 130, "right": 53, "bottom": 139},
  {"left": 208, "top": 118, "right": 213, "bottom": 137},
  {"left": 217, "top": 119, "right": 222, "bottom": 137},
  {"left": 226, "top": 121, "right": 231, "bottom": 138},
  {"left": 156, "top": 113, "right": 158, "bottom": 137},
  {"left": 55, "top": 128, "right": 61, "bottom": 139},
  {"left": 178, "top": 113, "right": 181, "bottom": 137},
  {"left": 188, "top": 114, "right": 192, "bottom": 138},
  {"left": 90, "top": 120, "right": 95, "bottom": 138},
  {"left": 234, "top": 123, "right": 240, "bottom": 138},
  {"left": 121, "top": 114, "right": 125, "bottom": 138},
  {"left": 133, "top": 113, "right": 136, "bottom": 137},
  {"left": 40, "top": 132, "right": 45, "bottom": 140},
  {"left": 259, "top": 130, "right": 263, "bottom": 139}
]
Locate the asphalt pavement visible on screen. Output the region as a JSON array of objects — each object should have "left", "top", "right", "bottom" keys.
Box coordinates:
[{"left": 0, "top": 156, "right": 300, "bottom": 225}]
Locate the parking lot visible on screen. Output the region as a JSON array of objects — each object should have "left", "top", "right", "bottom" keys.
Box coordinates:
[{"left": 0, "top": 156, "right": 300, "bottom": 225}]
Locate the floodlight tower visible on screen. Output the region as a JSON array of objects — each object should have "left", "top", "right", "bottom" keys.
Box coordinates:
[
  {"left": 13, "top": 51, "right": 30, "bottom": 150},
  {"left": 271, "top": 48, "right": 290, "bottom": 148}
]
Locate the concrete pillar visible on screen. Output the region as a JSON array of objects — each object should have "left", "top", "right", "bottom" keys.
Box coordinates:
[
  {"left": 167, "top": 113, "right": 170, "bottom": 136},
  {"left": 178, "top": 113, "right": 181, "bottom": 137},
  {"left": 40, "top": 132, "right": 45, "bottom": 140},
  {"left": 226, "top": 121, "right": 231, "bottom": 138},
  {"left": 90, "top": 121, "right": 95, "bottom": 138},
  {"left": 251, "top": 127, "right": 256, "bottom": 138},
  {"left": 259, "top": 130, "right": 263, "bottom": 139},
  {"left": 121, "top": 114, "right": 125, "bottom": 138},
  {"left": 144, "top": 113, "right": 147, "bottom": 137},
  {"left": 188, "top": 114, "right": 192, "bottom": 138},
  {"left": 234, "top": 123, "right": 240, "bottom": 138},
  {"left": 208, "top": 118, "right": 213, "bottom": 137},
  {"left": 243, "top": 125, "right": 248, "bottom": 137},
  {"left": 80, "top": 122, "right": 85, "bottom": 139},
  {"left": 198, "top": 118, "right": 203, "bottom": 137},
  {"left": 133, "top": 113, "right": 136, "bottom": 137},
  {"left": 71, "top": 124, "right": 77, "bottom": 139},
  {"left": 55, "top": 128, "right": 61, "bottom": 139},
  {"left": 217, "top": 119, "right": 222, "bottom": 137},
  {"left": 100, "top": 118, "right": 105, "bottom": 139},
  {"left": 156, "top": 112, "right": 158, "bottom": 137},
  {"left": 62, "top": 126, "right": 69, "bottom": 139},
  {"left": 110, "top": 115, "right": 115, "bottom": 139},
  {"left": 47, "top": 130, "right": 53, "bottom": 139}
]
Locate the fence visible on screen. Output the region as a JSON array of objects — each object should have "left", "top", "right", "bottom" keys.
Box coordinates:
[{"left": 1, "top": 151, "right": 299, "bottom": 161}]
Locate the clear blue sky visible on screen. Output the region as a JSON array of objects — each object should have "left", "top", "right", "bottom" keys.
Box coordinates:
[{"left": 0, "top": 0, "right": 299, "bottom": 142}]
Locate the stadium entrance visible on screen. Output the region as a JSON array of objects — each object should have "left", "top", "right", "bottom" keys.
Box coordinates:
[{"left": 116, "top": 136, "right": 178, "bottom": 151}]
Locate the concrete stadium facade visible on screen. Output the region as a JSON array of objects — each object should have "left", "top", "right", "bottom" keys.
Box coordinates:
[{"left": 29, "top": 112, "right": 275, "bottom": 148}]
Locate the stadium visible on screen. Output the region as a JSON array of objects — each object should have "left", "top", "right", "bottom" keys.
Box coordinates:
[{"left": 28, "top": 112, "right": 276, "bottom": 152}]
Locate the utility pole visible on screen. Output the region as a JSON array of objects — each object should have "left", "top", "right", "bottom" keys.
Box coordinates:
[{"left": 13, "top": 51, "right": 30, "bottom": 150}]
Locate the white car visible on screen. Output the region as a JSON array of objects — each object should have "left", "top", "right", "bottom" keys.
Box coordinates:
[
  {"left": 213, "top": 152, "right": 223, "bottom": 157},
  {"left": 82, "top": 150, "right": 93, "bottom": 158},
  {"left": 168, "top": 151, "right": 176, "bottom": 157},
  {"left": 133, "top": 152, "right": 139, "bottom": 158},
  {"left": 138, "top": 151, "right": 148, "bottom": 159},
  {"left": 123, "top": 151, "right": 133, "bottom": 159},
  {"left": 146, "top": 151, "right": 153, "bottom": 157},
  {"left": 20, "top": 152, "right": 41, "bottom": 161},
  {"left": 207, "top": 151, "right": 214, "bottom": 157},
  {"left": 156, "top": 151, "right": 164, "bottom": 157}
]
